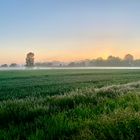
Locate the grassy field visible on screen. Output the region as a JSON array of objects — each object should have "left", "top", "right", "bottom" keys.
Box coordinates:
[{"left": 0, "top": 69, "right": 140, "bottom": 140}]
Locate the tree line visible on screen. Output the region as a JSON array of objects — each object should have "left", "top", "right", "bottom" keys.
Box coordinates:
[
  {"left": 36, "top": 54, "right": 140, "bottom": 67},
  {"left": 0, "top": 52, "right": 35, "bottom": 68},
  {"left": 68, "top": 54, "right": 136, "bottom": 67},
  {"left": 1, "top": 53, "right": 140, "bottom": 68}
]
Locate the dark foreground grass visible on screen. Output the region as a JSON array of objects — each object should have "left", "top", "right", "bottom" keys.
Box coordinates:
[{"left": 0, "top": 69, "right": 140, "bottom": 140}]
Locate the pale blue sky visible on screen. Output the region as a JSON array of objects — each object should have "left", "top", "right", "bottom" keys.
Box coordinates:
[{"left": 0, "top": 0, "right": 140, "bottom": 63}]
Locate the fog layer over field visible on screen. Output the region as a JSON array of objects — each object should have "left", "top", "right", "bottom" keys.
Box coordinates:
[{"left": 1, "top": 67, "right": 140, "bottom": 71}]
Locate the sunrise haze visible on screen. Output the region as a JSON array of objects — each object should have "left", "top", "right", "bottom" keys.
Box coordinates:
[{"left": 0, "top": 0, "right": 140, "bottom": 64}]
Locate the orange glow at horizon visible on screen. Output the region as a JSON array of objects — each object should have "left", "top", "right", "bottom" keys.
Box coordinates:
[{"left": 0, "top": 38, "right": 140, "bottom": 64}]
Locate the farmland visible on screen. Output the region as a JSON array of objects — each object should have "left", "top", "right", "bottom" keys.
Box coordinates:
[{"left": 0, "top": 69, "right": 140, "bottom": 140}]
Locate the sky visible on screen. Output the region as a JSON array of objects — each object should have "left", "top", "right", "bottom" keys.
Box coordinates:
[{"left": 0, "top": 0, "right": 140, "bottom": 64}]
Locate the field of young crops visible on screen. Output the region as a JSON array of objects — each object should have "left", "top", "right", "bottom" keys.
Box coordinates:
[{"left": 0, "top": 69, "right": 140, "bottom": 140}]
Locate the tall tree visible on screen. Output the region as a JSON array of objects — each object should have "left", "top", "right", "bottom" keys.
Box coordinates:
[{"left": 26, "top": 52, "right": 35, "bottom": 67}]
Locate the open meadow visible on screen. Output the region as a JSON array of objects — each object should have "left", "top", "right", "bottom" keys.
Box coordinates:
[{"left": 0, "top": 69, "right": 140, "bottom": 140}]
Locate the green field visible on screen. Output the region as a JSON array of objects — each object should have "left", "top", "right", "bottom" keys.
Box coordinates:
[{"left": 1, "top": 69, "right": 140, "bottom": 140}]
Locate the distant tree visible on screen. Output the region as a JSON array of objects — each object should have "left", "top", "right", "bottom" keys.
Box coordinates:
[
  {"left": 107, "top": 55, "right": 116, "bottom": 61},
  {"left": 89, "top": 59, "right": 96, "bottom": 66},
  {"left": 134, "top": 59, "right": 140, "bottom": 67},
  {"left": 10, "top": 63, "right": 17, "bottom": 67},
  {"left": 35, "top": 62, "right": 53, "bottom": 67},
  {"left": 84, "top": 59, "right": 90, "bottom": 66},
  {"left": 68, "top": 62, "right": 76, "bottom": 67},
  {"left": 107, "top": 55, "right": 122, "bottom": 66},
  {"left": 96, "top": 57, "right": 103, "bottom": 61},
  {"left": 1, "top": 64, "right": 8, "bottom": 67},
  {"left": 26, "top": 52, "right": 35, "bottom": 67},
  {"left": 124, "top": 54, "right": 134, "bottom": 66},
  {"left": 124, "top": 54, "right": 134, "bottom": 61},
  {"left": 95, "top": 57, "right": 105, "bottom": 66}
]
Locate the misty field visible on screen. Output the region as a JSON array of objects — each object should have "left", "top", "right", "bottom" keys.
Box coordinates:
[{"left": 1, "top": 69, "right": 140, "bottom": 140}]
